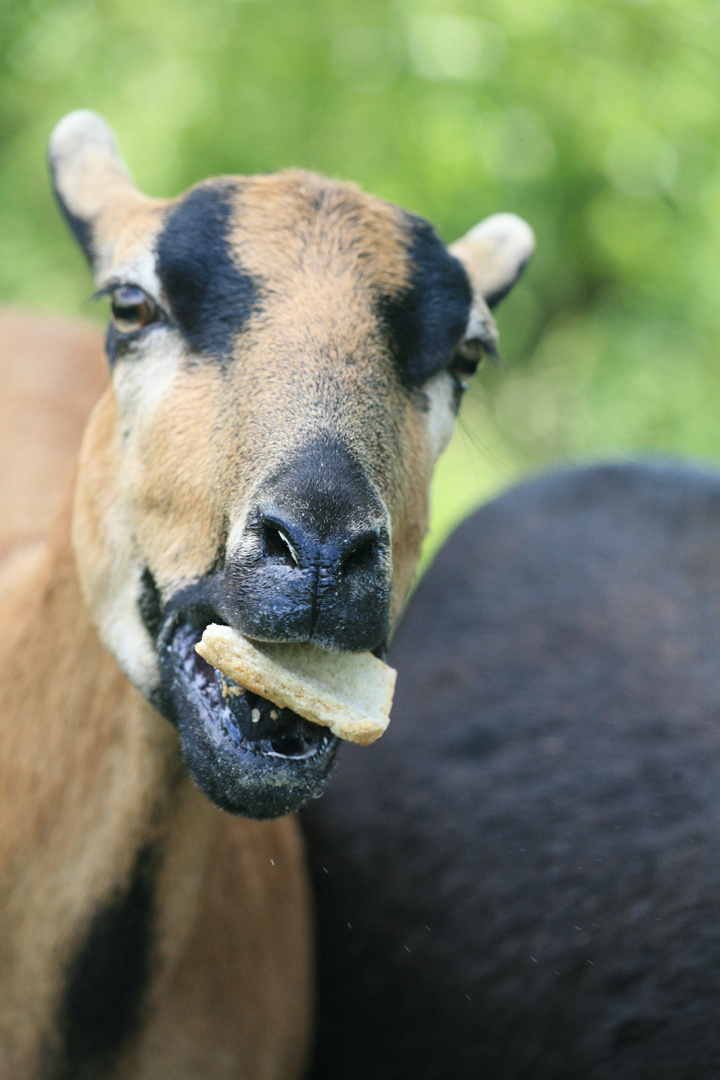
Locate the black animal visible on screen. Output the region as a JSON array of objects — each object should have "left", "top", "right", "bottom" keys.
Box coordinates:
[{"left": 303, "top": 459, "right": 720, "bottom": 1080}]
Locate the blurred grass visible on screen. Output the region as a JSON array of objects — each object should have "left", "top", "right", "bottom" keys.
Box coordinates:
[{"left": 1, "top": 0, "right": 719, "bottom": 567}]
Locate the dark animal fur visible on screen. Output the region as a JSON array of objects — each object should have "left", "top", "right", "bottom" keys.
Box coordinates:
[
  {"left": 380, "top": 214, "right": 472, "bottom": 388},
  {"left": 48, "top": 845, "right": 157, "bottom": 1080},
  {"left": 303, "top": 458, "right": 720, "bottom": 1080},
  {"left": 155, "top": 182, "right": 261, "bottom": 365}
]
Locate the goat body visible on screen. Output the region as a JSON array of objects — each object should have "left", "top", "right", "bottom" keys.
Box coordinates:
[{"left": 0, "top": 313, "right": 312, "bottom": 1079}]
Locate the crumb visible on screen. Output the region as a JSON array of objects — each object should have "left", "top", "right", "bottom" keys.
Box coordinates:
[{"left": 221, "top": 677, "right": 245, "bottom": 700}]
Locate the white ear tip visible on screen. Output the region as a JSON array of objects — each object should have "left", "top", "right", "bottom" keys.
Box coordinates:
[
  {"left": 49, "top": 110, "right": 119, "bottom": 166},
  {"left": 466, "top": 213, "right": 535, "bottom": 261}
]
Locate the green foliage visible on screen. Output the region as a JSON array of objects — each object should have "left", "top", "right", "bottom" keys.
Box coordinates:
[{"left": 1, "top": 0, "right": 719, "bottom": 560}]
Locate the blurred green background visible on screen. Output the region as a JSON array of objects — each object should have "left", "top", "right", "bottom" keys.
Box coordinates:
[{"left": 1, "top": 0, "right": 719, "bottom": 564}]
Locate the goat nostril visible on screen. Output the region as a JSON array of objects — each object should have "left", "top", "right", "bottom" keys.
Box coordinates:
[
  {"left": 260, "top": 520, "right": 300, "bottom": 569},
  {"left": 256, "top": 513, "right": 384, "bottom": 579},
  {"left": 341, "top": 532, "right": 379, "bottom": 576}
]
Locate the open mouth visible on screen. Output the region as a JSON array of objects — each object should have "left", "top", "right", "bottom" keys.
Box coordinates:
[{"left": 160, "top": 619, "right": 339, "bottom": 818}]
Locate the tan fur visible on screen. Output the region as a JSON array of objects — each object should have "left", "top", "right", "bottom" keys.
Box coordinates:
[
  {"left": 0, "top": 324, "right": 313, "bottom": 1077},
  {"left": 117, "top": 815, "right": 311, "bottom": 1080},
  {"left": 0, "top": 112, "right": 532, "bottom": 1078},
  {"left": 0, "top": 310, "right": 106, "bottom": 561}
]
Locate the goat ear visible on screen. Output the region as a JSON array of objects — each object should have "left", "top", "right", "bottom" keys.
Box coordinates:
[
  {"left": 449, "top": 213, "right": 534, "bottom": 361},
  {"left": 48, "top": 111, "right": 146, "bottom": 273},
  {"left": 450, "top": 213, "right": 535, "bottom": 310}
]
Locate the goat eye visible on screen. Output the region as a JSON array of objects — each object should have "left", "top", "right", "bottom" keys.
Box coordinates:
[{"left": 110, "top": 285, "right": 160, "bottom": 334}]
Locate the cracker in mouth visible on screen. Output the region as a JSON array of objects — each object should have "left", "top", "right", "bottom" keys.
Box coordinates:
[{"left": 196, "top": 624, "right": 396, "bottom": 746}]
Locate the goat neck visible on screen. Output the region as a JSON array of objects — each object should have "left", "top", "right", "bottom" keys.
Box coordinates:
[{"left": 0, "top": 488, "right": 312, "bottom": 1080}]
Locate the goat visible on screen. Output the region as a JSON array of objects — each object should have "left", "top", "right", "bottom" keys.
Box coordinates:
[
  {"left": 0, "top": 110, "right": 532, "bottom": 1079},
  {"left": 303, "top": 459, "right": 720, "bottom": 1080}
]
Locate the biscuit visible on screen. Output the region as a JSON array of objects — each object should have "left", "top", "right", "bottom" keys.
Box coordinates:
[{"left": 196, "top": 624, "right": 396, "bottom": 746}]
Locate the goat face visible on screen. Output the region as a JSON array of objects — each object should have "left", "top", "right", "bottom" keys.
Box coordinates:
[{"left": 49, "top": 111, "right": 533, "bottom": 818}]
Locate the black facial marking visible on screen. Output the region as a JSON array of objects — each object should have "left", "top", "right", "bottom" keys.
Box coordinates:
[
  {"left": 379, "top": 213, "right": 472, "bottom": 388},
  {"left": 138, "top": 566, "right": 163, "bottom": 642},
  {"left": 155, "top": 182, "right": 261, "bottom": 363},
  {"left": 49, "top": 845, "right": 158, "bottom": 1080},
  {"left": 136, "top": 567, "right": 181, "bottom": 720},
  {"left": 48, "top": 157, "right": 95, "bottom": 268}
]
